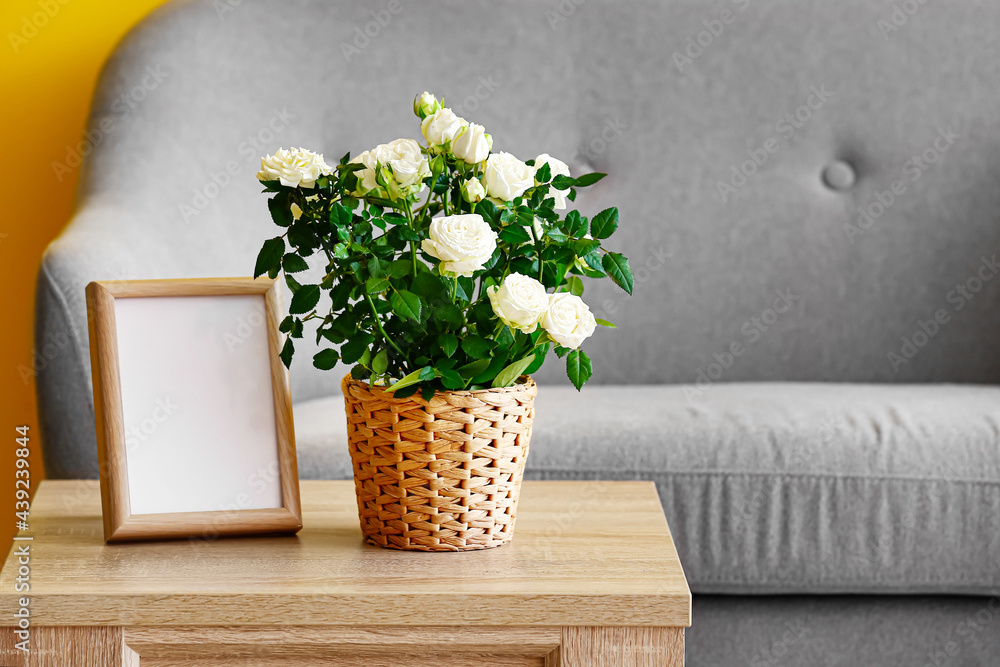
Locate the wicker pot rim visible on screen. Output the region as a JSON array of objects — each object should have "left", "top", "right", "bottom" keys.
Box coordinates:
[{"left": 342, "top": 374, "right": 536, "bottom": 399}]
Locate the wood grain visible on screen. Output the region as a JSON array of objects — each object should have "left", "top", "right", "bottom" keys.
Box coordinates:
[
  {"left": 0, "top": 626, "right": 137, "bottom": 667},
  {"left": 85, "top": 277, "right": 302, "bottom": 543},
  {"left": 0, "top": 480, "right": 691, "bottom": 627},
  {"left": 137, "top": 655, "right": 544, "bottom": 667},
  {"left": 561, "top": 626, "right": 684, "bottom": 667},
  {"left": 124, "top": 625, "right": 560, "bottom": 657}
]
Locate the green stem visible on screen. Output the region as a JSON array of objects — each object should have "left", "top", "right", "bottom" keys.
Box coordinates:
[
  {"left": 529, "top": 220, "right": 543, "bottom": 282},
  {"left": 364, "top": 293, "right": 406, "bottom": 361},
  {"left": 403, "top": 199, "right": 418, "bottom": 275}
]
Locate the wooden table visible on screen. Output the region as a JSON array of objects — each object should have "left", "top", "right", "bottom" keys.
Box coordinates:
[{"left": 0, "top": 480, "right": 690, "bottom": 666}]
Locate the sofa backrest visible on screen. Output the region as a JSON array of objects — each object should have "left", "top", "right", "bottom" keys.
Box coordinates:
[{"left": 38, "top": 0, "right": 1000, "bottom": 475}]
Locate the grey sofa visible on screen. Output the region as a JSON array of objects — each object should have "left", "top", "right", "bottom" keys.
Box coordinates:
[{"left": 37, "top": 0, "right": 1000, "bottom": 664}]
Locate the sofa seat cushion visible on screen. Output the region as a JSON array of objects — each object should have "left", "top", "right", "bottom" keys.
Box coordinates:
[{"left": 293, "top": 383, "right": 1000, "bottom": 596}]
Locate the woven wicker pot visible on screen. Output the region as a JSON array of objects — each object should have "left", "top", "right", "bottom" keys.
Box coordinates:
[{"left": 341, "top": 374, "right": 537, "bottom": 552}]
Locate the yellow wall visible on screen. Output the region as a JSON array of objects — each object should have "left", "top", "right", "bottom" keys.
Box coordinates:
[{"left": 0, "top": 0, "right": 173, "bottom": 553}]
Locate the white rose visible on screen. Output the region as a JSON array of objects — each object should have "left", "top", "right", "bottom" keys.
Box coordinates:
[
  {"left": 487, "top": 273, "right": 549, "bottom": 333},
  {"left": 483, "top": 152, "right": 534, "bottom": 202},
  {"left": 256, "top": 147, "right": 332, "bottom": 188},
  {"left": 374, "top": 138, "right": 430, "bottom": 189},
  {"left": 421, "top": 108, "right": 466, "bottom": 149},
  {"left": 461, "top": 177, "right": 486, "bottom": 204},
  {"left": 541, "top": 293, "right": 597, "bottom": 349},
  {"left": 413, "top": 91, "right": 442, "bottom": 119},
  {"left": 351, "top": 138, "right": 430, "bottom": 199},
  {"left": 452, "top": 123, "right": 492, "bottom": 164},
  {"left": 421, "top": 214, "right": 498, "bottom": 277},
  {"left": 349, "top": 149, "right": 380, "bottom": 195},
  {"left": 534, "top": 153, "right": 571, "bottom": 209}
]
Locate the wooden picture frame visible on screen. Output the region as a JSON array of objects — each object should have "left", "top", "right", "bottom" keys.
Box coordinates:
[{"left": 86, "top": 277, "right": 302, "bottom": 543}]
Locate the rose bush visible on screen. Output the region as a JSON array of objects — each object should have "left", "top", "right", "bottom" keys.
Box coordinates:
[{"left": 253, "top": 92, "right": 634, "bottom": 394}]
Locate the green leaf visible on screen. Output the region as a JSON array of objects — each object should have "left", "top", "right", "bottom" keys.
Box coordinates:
[
  {"left": 501, "top": 225, "right": 532, "bottom": 244},
  {"left": 289, "top": 284, "right": 320, "bottom": 314},
  {"left": 278, "top": 315, "right": 294, "bottom": 334},
  {"left": 385, "top": 367, "right": 431, "bottom": 393},
  {"left": 554, "top": 345, "right": 571, "bottom": 358},
  {"left": 341, "top": 332, "right": 375, "bottom": 364},
  {"left": 282, "top": 253, "right": 309, "bottom": 273},
  {"left": 390, "top": 290, "right": 423, "bottom": 321},
  {"left": 566, "top": 276, "right": 584, "bottom": 296},
  {"left": 268, "top": 193, "right": 293, "bottom": 227},
  {"left": 254, "top": 237, "right": 284, "bottom": 278},
  {"left": 584, "top": 251, "right": 606, "bottom": 275},
  {"left": 313, "top": 349, "right": 339, "bottom": 371},
  {"left": 573, "top": 172, "right": 606, "bottom": 187},
  {"left": 330, "top": 203, "right": 352, "bottom": 229},
  {"left": 388, "top": 259, "right": 413, "bottom": 279},
  {"left": 411, "top": 272, "right": 445, "bottom": 299},
  {"left": 546, "top": 228, "right": 569, "bottom": 244},
  {"left": 437, "top": 367, "right": 465, "bottom": 390},
  {"left": 419, "top": 366, "right": 437, "bottom": 381},
  {"left": 596, "top": 318, "right": 616, "bottom": 328},
  {"left": 535, "top": 162, "right": 552, "bottom": 183},
  {"left": 394, "top": 384, "right": 420, "bottom": 399},
  {"left": 476, "top": 199, "right": 500, "bottom": 224},
  {"left": 365, "top": 276, "right": 389, "bottom": 294},
  {"left": 371, "top": 349, "right": 388, "bottom": 375},
  {"left": 524, "top": 344, "right": 549, "bottom": 375},
  {"left": 566, "top": 349, "right": 593, "bottom": 391},
  {"left": 565, "top": 210, "right": 587, "bottom": 237},
  {"left": 492, "top": 355, "right": 535, "bottom": 388},
  {"left": 456, "top": 358, "right": 490, "bottom": 379},
  {"left": 461, "top": 335, "right": 492, "bottom": 359},
  {"left": 279, "top": 338, "right": 294, "bottom": 368},
  {"left": 551, "top": 175, "right": 575, "bottom": 190},
  {"left": 590, "top": 208, "right": 619, "bottom": 240},
  {"left": 438, "top": 333, "right": 459, "bottom": 357},
  {"left": 602, "top": 252, "right": 634, "bottom": 295}
]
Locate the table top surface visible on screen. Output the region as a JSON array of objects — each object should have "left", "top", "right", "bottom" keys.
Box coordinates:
[{"left": 0, "top": 480, "right": 690, "bottom": 627}]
